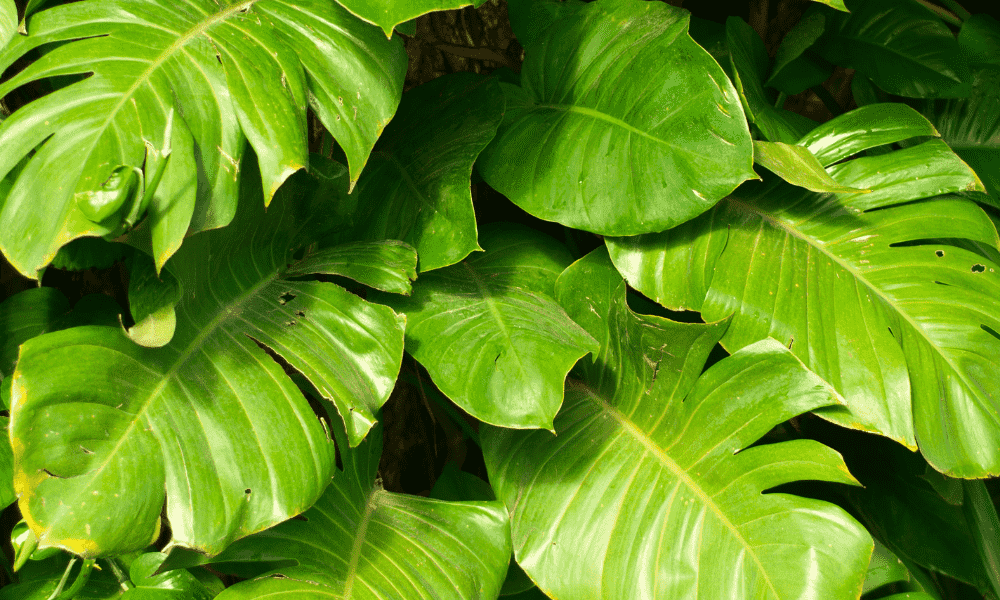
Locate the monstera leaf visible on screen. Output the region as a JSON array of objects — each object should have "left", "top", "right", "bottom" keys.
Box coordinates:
[
  {"left": 0, "top": 0, "right": 407, "bottom": 277},
  {"left": 607, "top": 105, "right": 1000, "bottom": 477},
  {"left": 378, "top": 223, "right": 598, "bottom": 430},
  {"left": 187, "top": 423, "right": 511, "bottom": 600},
  {"left": 10, "top": 160, "right": 411, "bottom": 558},
  {"left": 478, "top": 0, "right": 755, "bottom": 236},
  {"left": 482, "top": 249, "right": 871, "bottom": 600}
]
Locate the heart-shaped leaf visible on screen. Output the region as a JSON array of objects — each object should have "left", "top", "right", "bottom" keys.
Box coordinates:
[
  {"left": 11, "top": 160, "right": 408, "bottom": 558},
  {"left": 483, "top": 249, "right": 871, "bottom": 600},
  {"left": 377, "top": 223, "right": 598, "bottom": 430},
  {"left": 478, "top": 0, "right": 755, "bottom": 236}
]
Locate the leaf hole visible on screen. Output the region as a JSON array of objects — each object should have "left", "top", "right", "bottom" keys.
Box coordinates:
[
  {"left": 935, "top": 250, "right": 944, "bottom": 257},
  {"left": 295, "top": 310, "right": 305, "bottom": 318},
  {"left": 244, "top": 488, "right": 251, "bottom": 495},
  {"left": 285, "top": 320, "right": 296, "bottom": 326},
  {"left": 278, "top": 292, "right": 296, "bottom": 305},
  {"left": 972, "top": 264, "right": 986, "bottom": 273},
  {"left": 41, "top": 469, "right": 64, "bottom": 479},
  {"left": 983, "top": 324, "right": 1000, "bottom": 342}
]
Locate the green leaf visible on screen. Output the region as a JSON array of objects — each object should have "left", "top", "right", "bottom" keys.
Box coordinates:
[
  {"left": 916, "top": 66, "right": 1000, "bottom": 203},
  {"left": 962, "top": 479, "right": 1000, "bottom": 600},
  {"left": 506, "top": 0, "right": 585, "bottom": 49},
  {"left": 0, "top": 554, "right": 122, "bottom": 600},
  {"left": 478, "top": 0, "right": 754, "bottom": 236},
  {"left": 202, "top": 423, "right": 511, "bottom": 600},
  {"left": 766, "top": 10, "right": 833, "bottom": 95},
  {"left": 959, "top": 14, "right": 1000, "bottom": 67},
  {"left": 0, "top": 287, "right": 70, "bottom": 382},
  {"left": 377, "top": 223, "right": 598, "bottom": 430},
  {"left": 797, "top": 103, "right": 939, "bottom": 166},
  {"left": 50, "top": 238, "right": 129, "bottom": 272},
  {"left": 753, "top": 140, "right": 869, "bottom": 193},
  {"left": 817, "top": 0, "right": 970, "bottom": 98},
  {"left": 0, "top": 416, "right": 12, "bottom": 510},
  {"left": 483, "top": 249, "right": 871, "bottom": 600},
  {"left": 608, "top": 108, "right": 999, "bottom": 476},
  {"left": 0, "top": 0, "right": 406, "bottom": 278},
  {"left": 349, "top": 72, "right": 503, "bottom": 272},
  {"left": 286, "top": 240, "right": 417, "bottom": 295},
  {"left": 811, "top": 0, "right": 848, "bottom": 11},
  {"left": 0, "top": 0, "right": 14, "bottom": 49},
  {"left": 122, "top": 552, "right": 218, "bottom": 599},
  {"left": 727, "top": 16, "right": 820, "bottom": 142},
  {"left": 10, "top": 162, "right": 406, "bottom": 558},
  {"left": 126, "top": 252, "right": 183, "bottom": 348},
  {"left": 864, "top": 540, "right": 911, "bottom": 595},
  {"left": 333, "top": 0, "right": 489, "bottom": 37}
]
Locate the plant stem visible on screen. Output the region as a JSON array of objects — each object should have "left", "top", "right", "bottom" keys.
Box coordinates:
[
  {"left": 104, "top": 557, "right": 133, "bottom": 591},
  {"left": 964, "top": 479, "right": 1000, "bottom": 600},
  {"left": 936, "top": 0, "right": 971, "bottom": 21},
  {"left": 810, "top": 85, "right": 844, "bottom": 117},
  {"left": 54, "top": 559, "right": 95, "bottom": 600},
  {"left": 46, "top": 558, "right": 76, "bottom": 600},
  {"left": 774, "top": 91, "right": 787, "bottom": 109},
  {"left": 912, "top": 0, "right": 963, "bottom": 26}
]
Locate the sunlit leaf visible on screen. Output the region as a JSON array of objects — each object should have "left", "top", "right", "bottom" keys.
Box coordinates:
[
  {"left": 333, "top": 0, "right": 489, "bottom": 37},
  {"left": 753, "top": 140, "right": 868, "bottom": 193},
  {"left": 483, "top": 249, "right": 871, "bottom": 600},
  {"left": 478, "top": 0, "right": 754, "bottom": 236}
]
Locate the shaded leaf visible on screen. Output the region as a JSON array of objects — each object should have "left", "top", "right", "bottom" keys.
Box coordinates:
[
  {"left": 122, "top": 552, "right": 219, "bottom": 599},
  {"left": 202, "top": 424, "right": 511, "bottom": 600},
  {"left": 287, "top": 240, "right": 417, "bottom": 295},
  {"left": 483, "top": 249, "right": 871, "bottom": 600},
  {"left": 817, "top": 0, "right": 969, "bottom": 98},
  {"left": 333, "top": 0, "right": 489, "bottom": 37},
  {"left": 959, "top": 14, "right": 1000, "bottom": 67},
  {"left": 506, "top": 0, "right": 585, "bottom": 49},
  {"left": 50, "top": 238, "right": 129, "bottom": 272},
  {"left": 916, "top": 66, "right": 1000, "bottom": 203},
  {"left": 11, "top": 161, "right": 406, "bottom": 558},
  {"left": 811, "top": 0, "right": 848, "bottom": 11},
  {"left": 753, "top": 140, "right": 869, "bottom": 193},
  {"left": 0, "top": 0, "right": 406, "bottom": 277},
  {"left": 478, "top": 0, "right": 754, "bottom": 236},
  {"left": 766, "top": 10, "right": 832, "bottom": 95},
  {"left": 378, "top": 223, "right": 598, "bottom": 430},
  {"left": 126, "top": 252, "right": 182, "bottom": 348},
  {"left": 0, "top": 554, "right": 122, "bottom": 600},
  {"left": 349, "top": 72, "right": 503, "bottom": 271},
  {"left": 608, "top": 108, "right": 999, "bottom": 476},
  {"left": 864, "top": 540, "right": 911, "bottom": 595},
  {"left": 727, "top": 16, "right": 819, "bottom": 142}
]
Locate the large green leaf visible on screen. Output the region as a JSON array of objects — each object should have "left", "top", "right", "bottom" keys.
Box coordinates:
[
  {"left": 477, "top": 0, "right": 755, "bottom": 236},
  {"left": 10, "top": 161, "right": 409, "bottom": 558},
  {"left": 608, "top": 106, "right": 1000, "bottom": 476},
  {"left": 916, "top": 66, "right": 1000, "bottom": 203},
  {"left": 817, "top": 0, "right": 969, "bottom": 98},
  {"left": 378, "top": 223, "right": 598, "bottom": 430},
  {"left": 195, "top": 423, "right": 511, "bottom": 600},
  {"left": 483, "top": 249, "right": 871, "bottom": 600},
  {"left": 506, "top": 0, "right": 585, "bottom": 49},
  {"left": 0, "top": 0, "right": 13, "bottom": 48},
  {"left": 334, "top": 0, "right": 488, "bottom": 37},
  {"left": 349, "top": 73, "right": 503, "bottom": 272},
  {"left": 0, "top": 0, "right": 406, "bottom": 277}
]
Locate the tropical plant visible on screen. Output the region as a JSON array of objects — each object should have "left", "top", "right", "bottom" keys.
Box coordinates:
[{"left": 0, "top": 0, "right": 997, "bottom": 598}]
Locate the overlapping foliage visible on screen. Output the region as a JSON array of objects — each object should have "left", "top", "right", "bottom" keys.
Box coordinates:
[{"left": 0, "top": 0, "right": 998, "bottom": 598}]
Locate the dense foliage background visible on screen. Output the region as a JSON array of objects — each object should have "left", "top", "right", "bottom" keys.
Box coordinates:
[{"left": 0, "top": 0, "right": 999, "bottom": 598}]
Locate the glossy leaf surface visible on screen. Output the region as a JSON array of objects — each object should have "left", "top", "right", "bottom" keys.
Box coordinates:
[
  {"left": 0, "top": 0, "right": 14, "bottom": 48},
  {"left": 753, "top": 140, "right": 868, "bottom": 193},
  {"left": 378, "top": 224, "right": 598, "bottom": 430},
  {"left": 608, "top": 108, "right": 1000, "bottom": 476},
  {"left": 334, "top": 0, "right": 488, "bottom": 37},
  {"left": 286, "top": 240, "right": 417, "bottom": 296},
  {"left": 0, "top": 0, "right": 406, "bottom": 277},
  {"left": 10, "top": 164, "right": 407, "bottom": 558},
  {"left": 483, "top": 249, "right": 871, "bottom": 600},
  {"left": 478, "top": 0, "right": 755, "bottom": 236},
  {"left": 349, "top": 73, "right": 503, "bottom": 271},
  {"left": 205, "top": 424, "right": 511, "bottom": 600},
  {"left": 818, "top": 0, "right": 969, "bottom": 98}
]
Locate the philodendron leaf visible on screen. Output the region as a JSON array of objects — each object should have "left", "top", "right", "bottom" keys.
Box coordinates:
[
  {"left": 0, "top": 0, "right": 14, "bottom": 48},
  {"left": 753, "top": 140, "right": 869, "bottom": 193},
  {"left": 0, "top": 0, "right": 406, "bottom": 278},
  {"left": 727, "top": 17, "right": 820, "bottom": 143},
  {"left": 478, "top": 0, "right": 755, "bottom": 236},
  {"left": 10, "top": 161, "right": 407, "bottom": 558},
  {"left": 333, "top": 0, "right": 488, "bottom": 37},
  {"left": 350, "top": 72, "right": 503, "bottom": 272},
  {"left": 286, "top": 240, "right": 417, "bottom": 295},
  {"left": 482, "top": 249, "right": 871, "bottom": 600},
  {"left": 766, "top": 10, "right": 832, "bottom": 95},
  {"left": 378, "top": 223, "right": 599, "bottom": 430},
  {"left": 506, "top": 0, "right": 586, "bottom": 49},
  {"left": 817, "top": 0, "right": 969, "bottom": 98},
  {"left": 916, "top": 66, "right": 1000, "bottom": 203},
  {"left": 124, "top": 552, "right": 219, "bottom": 599},
  {"left": 199, "top": 424, "right": 511, "bottom": 600},
  {"left": 607, "top": 105, "right": 1000, "bottom": 477}
]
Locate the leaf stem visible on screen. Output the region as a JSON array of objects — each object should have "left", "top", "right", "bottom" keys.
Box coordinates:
[
  {"left": 46, "top": 558, "right": 76, "bottom": 600},
  {"left": 912, "top": 0, "right": 963, "bottom": 26},
  {"left": 53, "top": 559, "right": 95, "bottom": 600},
  {"left": 104, "top": 557, "right": 133, "bottom": 591},
  {"left": 964, "top": 479, "right": 1000, "bottom": 600}
]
